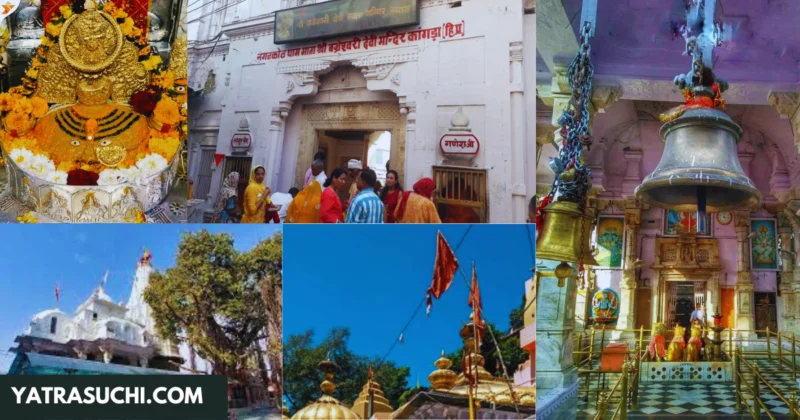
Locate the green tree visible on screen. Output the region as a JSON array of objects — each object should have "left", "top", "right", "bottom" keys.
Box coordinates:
[
  {"left": 143, "top": 230, "right": 279, "bottom": 378},
  {"left": 283, "top": 328, "right": 410, "bottom": 414}
]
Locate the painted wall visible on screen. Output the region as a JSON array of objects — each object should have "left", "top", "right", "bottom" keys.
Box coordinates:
[{"left": 189, "top": 0, "right": 535, "bottom": 221}]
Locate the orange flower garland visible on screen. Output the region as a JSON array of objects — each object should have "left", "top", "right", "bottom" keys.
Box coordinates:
[{"left": 0, "top": 0, "right": 186, "bottom": 180}]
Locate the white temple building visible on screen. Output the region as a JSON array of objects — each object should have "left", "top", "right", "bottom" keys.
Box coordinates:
[{"left": 8, "top": 250, "right": 184, "bottom": 374}]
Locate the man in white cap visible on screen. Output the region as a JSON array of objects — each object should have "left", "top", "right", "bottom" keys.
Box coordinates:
[{"left": 346, "top": 159, "right": 363, "bottom": 205}]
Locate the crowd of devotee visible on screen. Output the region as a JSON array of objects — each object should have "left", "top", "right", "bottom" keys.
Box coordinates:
[{"left": 210, "top": 154, "right": 442, "bottom": 224}]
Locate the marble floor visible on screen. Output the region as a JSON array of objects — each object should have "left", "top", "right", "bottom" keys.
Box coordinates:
[
  {"left": 577, "top": 360, "right": 797, "bottom": 419},
  {"left": 0, "top": 166, "right": 189, "bottom": 223}
]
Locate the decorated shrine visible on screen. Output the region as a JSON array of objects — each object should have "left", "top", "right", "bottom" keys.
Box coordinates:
[
  {"left": 0, "top": 0, "right": 187, "bottom": 223},
  {"left": 535, "top": 0, "right": 800, "bottom": 418}
]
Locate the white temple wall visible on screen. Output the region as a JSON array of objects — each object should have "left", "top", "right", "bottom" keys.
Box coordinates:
[{"left": 189, "top": 0, "right": 533, "bottom": 222}]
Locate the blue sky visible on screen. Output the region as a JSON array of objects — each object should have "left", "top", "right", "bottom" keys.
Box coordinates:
[
  {"left": 283, "top": 224, "right": 535, "bottom": 388},
  {"left": 0, "top": 224, "right": 281, "bottom": 373}
]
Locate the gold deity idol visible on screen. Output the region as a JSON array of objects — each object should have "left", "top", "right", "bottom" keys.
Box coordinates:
[
  {"left": 667, "top": 324, "right": 686, "bottom": 362},
  {"left": 35, "top": 1, "right": 149, "bottom": 103},
  {"left": 31, "top": 77, "right": 149, "bottom": 171}
]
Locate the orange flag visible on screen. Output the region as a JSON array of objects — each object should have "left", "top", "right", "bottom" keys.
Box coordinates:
[
  {"left": 427, "top": 231, "right": 459, "bottom": 316},
  {"left": 468, "top": 263, "right": 484, "bottom": 338}
]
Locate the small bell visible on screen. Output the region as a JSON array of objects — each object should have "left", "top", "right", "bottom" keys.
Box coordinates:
[{"left": 536, "top": 200, "right": 599, "bottom": 269}]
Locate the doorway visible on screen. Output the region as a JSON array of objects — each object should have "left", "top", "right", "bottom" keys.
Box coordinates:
[
  {"left": 754, "top": 292, "right": 777, "bottom": 338},
  {"left": 314, "top": 130, "right": 392, "bottom": 200}
]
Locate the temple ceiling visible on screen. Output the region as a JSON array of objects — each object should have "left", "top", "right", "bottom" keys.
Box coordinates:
[{"left": 536, "top": 0, "right": 800, "bottom": 105}]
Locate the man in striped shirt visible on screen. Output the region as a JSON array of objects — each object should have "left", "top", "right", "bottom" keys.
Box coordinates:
[{"left": 345, "top": 168, "right": 384, "bottom": 224}]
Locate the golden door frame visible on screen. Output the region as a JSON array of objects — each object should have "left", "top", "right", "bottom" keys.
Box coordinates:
[
  {"left": 294, "top": 102, "right": 407, "bottom": 189},
  {"left": 650, "top": 233, "right": 723, "bottom": 327}
]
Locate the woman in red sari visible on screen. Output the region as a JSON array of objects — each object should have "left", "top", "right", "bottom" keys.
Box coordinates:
[
  {"left": 320, "top": 168, "right": 347, "bottom": 223},
  {"left": 380, "top": 170, "right": 403, "bottom": 223},
  {"left": 395, "top": 177, "right": 441, "bottom": 224}
]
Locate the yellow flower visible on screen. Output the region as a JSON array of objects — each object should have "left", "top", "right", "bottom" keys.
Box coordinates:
[
  {"left": 5, "top": 111, "right": 31, "bottom": 132},
  {"left": 113, "top": 8, "right": 129, "bottom": 19},
  {"left": 17, "top": 211, "right": 38, "bottom": 224},
  {"left": 40, "top": 35, "right": 53, "bottom": 47},
  {"left": 57, "top": 161, "right": 75, "bottom": 172},
  {"left": 142, "top": 55, "right": 162, "bottom": 71},
  {"left": 59, "top": 5, "right": 73, "bottom": 19},
  {"left": 153, "top": 97, "right": 181, "bottom": 126},
  {"left": 148, "top": 136, "right": 180, "bottom": 161},
  {"left": 31, "top": 96, "right": 49, "bottom": 118},
  {"left": 0, "top": 93, "right": 16, "bottom": 112},
  {"left": 25, "top": 67, "right": 39, "bottom": 80},
  {"left": 14, "top": 97, "right": 33, "bottom": 115},
  {"left": 120, "top": 18, "right": 135, "bottom": 36},
  {"left": 45, "top": 22, "right": 61, "bottom": 38},
  {"left": 154, "top": 71, "right": 174, "bottom": 89},
  {"left": 8, "top": 136, "right": 38, "bottom": 152}
]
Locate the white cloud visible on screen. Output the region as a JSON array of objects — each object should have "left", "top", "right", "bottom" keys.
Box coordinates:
[{"left": 73, "top": 253, "right": 90, "bottom": 264}]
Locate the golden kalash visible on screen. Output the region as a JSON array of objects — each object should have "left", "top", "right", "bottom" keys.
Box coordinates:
[{"left": 0, "top": 0, "right": 187, "bottom": 222}]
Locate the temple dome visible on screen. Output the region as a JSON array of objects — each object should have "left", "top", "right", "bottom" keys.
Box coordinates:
[
  {"left": 31, "top": 309, "right": 68, "bottom": 321},
  {"left": 351, "top": 369, "right": 393, "bottom": 418},
  {"left": 291, "top": 358, "right": 360, "bottom": 420}
]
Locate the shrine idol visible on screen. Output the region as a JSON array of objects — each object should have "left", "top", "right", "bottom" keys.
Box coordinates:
[{"left": 0, "top": 0, "right": 187, "bottom": 222}]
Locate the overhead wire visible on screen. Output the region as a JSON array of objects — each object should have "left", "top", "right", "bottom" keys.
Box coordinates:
[{"left": 376, "top": 225, "right": 473, "bottom": 368}]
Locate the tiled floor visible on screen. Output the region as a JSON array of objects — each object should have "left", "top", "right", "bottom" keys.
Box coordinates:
[{"left": 577, "top": 360, "right": 797, "bottom": 419}]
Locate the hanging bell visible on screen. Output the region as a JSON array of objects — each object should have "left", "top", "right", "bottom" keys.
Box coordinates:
[
  {"left": 536, "top": 200, "right": 599, "bottom": 267},
  {"left": 635, "top": 106, "right": 761, "bottom": 212}
]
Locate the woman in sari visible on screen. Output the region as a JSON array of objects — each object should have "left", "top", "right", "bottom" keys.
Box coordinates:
[
  {"left": 212, "top": 172, "right": 241, "bottom": 223},
  {"left": 320, "top": 168, "right": 347, "bottom": 223},
  {"left": 394, "top": 178, "right": 441, "bottom": 224},
  {"left": 286, "top": 178, "right": 323, "bottom": 223},
  {"left": 241, "top": 166, "right": 271, "bottom": 223},
  {"left": 380, "top": 170, "right": 403, "bottom": 223}
]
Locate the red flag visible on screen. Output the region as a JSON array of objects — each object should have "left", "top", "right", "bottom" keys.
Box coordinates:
[
  {"left": 214, "top": 154, "right": 225, "bottom": 167},
  {"left": 427, "top": 231, "right": 459, "bottom": 316},
  {"left": 468, "top": 263, "right": 484, "bottom": 338},
  {"left": 55, "top": 282, "right": 61, "bottom": 305}
]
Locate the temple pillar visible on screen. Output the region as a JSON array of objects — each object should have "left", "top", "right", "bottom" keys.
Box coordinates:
[
  {"left": 99, "top": 346, "right": 114, "bottom": 364},
  {"left": 614, "top": 200, "right": 641, "bottom": 339},
  {"left": 768, "top": 92, "right": 800, "bottom": 154},
  {"left": 535, "top": 259, "right": 578, "bottom": 418},
  {"left": 257, "top": 103, "right": 291, "bottom": 190},
  {"left": 778, "top": 213, "right": 796, "bottom": 334},
  {"left": 139, "top": 356, "right": 149, "bottom": 368},
  {"left": 734, "top": 211, "right": 756, "bottom": 338}
]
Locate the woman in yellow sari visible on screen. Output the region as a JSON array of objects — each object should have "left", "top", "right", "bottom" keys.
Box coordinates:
[
  {"left": 286, "top": 179, "right": 322, "bottom": 223},
  {"left": 241, "top": 166, "right": 271, "bottom": 223}
]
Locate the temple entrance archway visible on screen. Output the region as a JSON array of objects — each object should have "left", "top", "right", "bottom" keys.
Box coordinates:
[{"left": 294, "top": 104, "right": 405, "bottom": 190}]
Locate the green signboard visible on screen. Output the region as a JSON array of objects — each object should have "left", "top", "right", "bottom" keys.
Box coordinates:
[{"left": 275, "top": 0, "right": 420, "bottom": 44}]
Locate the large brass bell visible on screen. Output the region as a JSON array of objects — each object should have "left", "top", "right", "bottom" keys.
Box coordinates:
[
  {"left": 635, "top": 107, "right": 761, "bottom": 212},
  {"left": 536, "top": 200, "right": 598, "bottom": 269}
]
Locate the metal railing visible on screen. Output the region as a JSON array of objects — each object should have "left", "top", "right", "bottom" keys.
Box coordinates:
[{"left": 575, "top": 324, "right": 800, "bottom": 419}]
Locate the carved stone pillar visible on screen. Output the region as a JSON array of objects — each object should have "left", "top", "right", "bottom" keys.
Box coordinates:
[
  {"left": 509, "top": 42, "right": 528, "bottom": 222},
  {"left": 139, "top": 356, "right": 149, "bottom": 368},
  {"left": 99, "top": 346, "right": 114, "bottom": 364},
  {"left": 706, "top": 272, "right": 721, "bottom": 339},
  {"left": 399, "top": 98, "right": 415, "bottom": 188},
  {"left": 255, "top": 102, "right": 292, "bottom": 190},
  {"left": 615, "top": 201, "right": 641, "bottom": 338},
  {"left": 621, "top": 150, "right": 643, "bottom": 197},
  {"left": 768, "top": 92, "right": 800, "bottom": 154},
  {"left": 73, "top": 347, "right": 87, "bottom": 360},
  {"left": 779, "top": 212, "right": 798, "bottom": 334},
  {"left": 734, "top": 210, "right": 756, "bottom": 338},
  {"left": 535, "top": 259, "right": 578, "bottom": 396},
  {"left": 536, "top": 65, "right": 621, "bottom": 146}
]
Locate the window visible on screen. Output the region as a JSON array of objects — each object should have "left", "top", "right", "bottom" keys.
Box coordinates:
[
  {"left": 92, "top": 312, "right": 98, "bottom": 321},
  {"left": 50, "top": 317, "right": 57, "bottom": 334},
  {"left": 432, "top": 167, "right": 488, "bottom": 223}
]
